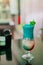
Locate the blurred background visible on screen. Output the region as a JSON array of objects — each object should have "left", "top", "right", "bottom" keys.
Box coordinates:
[{"left": 0, "top": 0, "right": 43, "bottom": 65}]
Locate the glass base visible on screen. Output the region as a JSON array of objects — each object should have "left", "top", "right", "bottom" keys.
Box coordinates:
[{"left": 22, "top": 51, "right": 34, "bottom": 62}]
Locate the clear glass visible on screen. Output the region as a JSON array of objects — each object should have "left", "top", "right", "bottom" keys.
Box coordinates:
[{"left": 22, "top": 39, "right": 35, "bottom": 62}]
